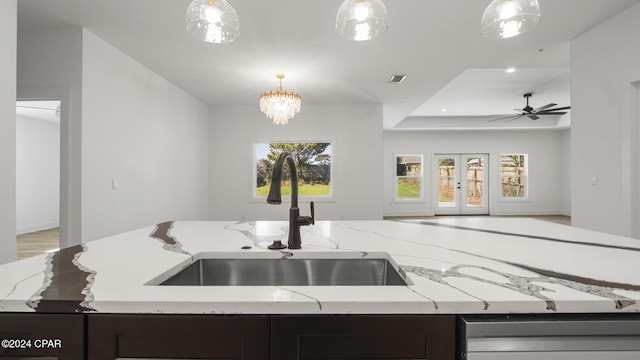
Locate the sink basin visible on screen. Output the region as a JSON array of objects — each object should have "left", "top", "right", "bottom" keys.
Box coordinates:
[{"left": 152, "top": 254, "right": 408, "bottom": 286}]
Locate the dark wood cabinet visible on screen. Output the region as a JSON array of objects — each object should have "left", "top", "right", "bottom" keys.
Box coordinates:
[
  {"left": 0, "top": 313, "right": 456, "bottom": 359},
  {"left": 88, "top": 314, "right": 271, "bottom": 360},
  {"left": 271, "top": 315, "right": 456, "bottom": 360},
  {"left": 0, "top": 313, "right": 84, "bottom": 360}
]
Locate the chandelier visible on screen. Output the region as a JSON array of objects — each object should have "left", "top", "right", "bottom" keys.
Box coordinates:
[
  {"left": 185, "top": 0, "right": 239, "bottom": 44},
  {"left": 259, "top": 74, "right": 302, "bottom": 125},
  {"left": 481, "top": 0, "right": 541, "bottom": 39}
]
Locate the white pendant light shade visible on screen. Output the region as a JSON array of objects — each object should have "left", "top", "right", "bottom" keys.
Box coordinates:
[
  {"left": 481, "top": 0, "right": 540, "bottom": 39},
  {"left": 186, "top": 0, "right": 239, "bottom": 44},
  {"left": 336, "top": 0, "right": 389, "bottom": 41}
]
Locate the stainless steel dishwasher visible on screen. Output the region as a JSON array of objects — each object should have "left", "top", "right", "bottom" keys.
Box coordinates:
[{"left": 459, "top": 316, "right": 640, "bottom": 360}]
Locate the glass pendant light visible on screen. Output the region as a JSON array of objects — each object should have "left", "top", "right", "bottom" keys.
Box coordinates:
[
  {"left": 336, "top": 0, "right": 389, "bottom": 41},
  {"left": 481, "top": 0, "right": 540, "bottom": 39},
  {"left": 186, "top": 0, "right": 239, "bottom": 44}
]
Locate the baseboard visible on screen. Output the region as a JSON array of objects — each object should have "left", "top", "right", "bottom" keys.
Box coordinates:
[
  {"left": 559, "top": 209, "right": 572, "bottom": 216},
  {"left": 489, "top": 210, "right": 567, "bottom": 216},
  {"left": 383, "top": 212, "right": 436, "bottom": 218},
  {"left": 17, "top": 222, "right": 59, "bottom": 235}
]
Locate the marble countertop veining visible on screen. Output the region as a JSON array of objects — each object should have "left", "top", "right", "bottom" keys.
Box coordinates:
[{"left": 1, "top": 218, "right": 640, "bottom": 314}]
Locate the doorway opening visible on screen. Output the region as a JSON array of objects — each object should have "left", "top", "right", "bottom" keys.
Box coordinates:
[
  {"left": 16, "top": 100, "right": 61, "bottom": 259},
  {"left": 434, "top": 154, "right": 489, "bottom": 215}
]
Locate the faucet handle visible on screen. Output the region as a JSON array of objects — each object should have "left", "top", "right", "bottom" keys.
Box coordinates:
[{"left": 297, "top": 201, "right": 315, "bottom": 227}]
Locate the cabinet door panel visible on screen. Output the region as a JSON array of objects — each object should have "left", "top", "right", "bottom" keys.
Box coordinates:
[
  {"left": 299, "top": 335, "right": 426, "bottom": 358},
  {"left": 88, "top": 314, "right": 269, "bottom": 360},
  {"left": 0, "top": 314, "right": 84, "bottom": 360},
  {"left": 271, "top": 315, "right": 455, "bottom": 360}
]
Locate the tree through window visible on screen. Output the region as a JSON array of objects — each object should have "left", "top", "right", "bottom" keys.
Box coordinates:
[
  {"left": 500, "top": 154, "right": 527, "bottom": 198},
  {"left": 255, "top": 143, "right": 332, "bottom": 197}
]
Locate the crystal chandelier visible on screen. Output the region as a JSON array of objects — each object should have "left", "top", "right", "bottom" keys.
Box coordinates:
[
  {"left": 259, "top": 74, "right": 302, "bottom": 125},
  {"left": 336, "top": 0, "right": 389, "bottom": 41},
  {"left": 481, "top": 0, "right": 541, "bottom": 39},
  {"left": 185, "top": 0, "right": 239, "bottom": 44}
]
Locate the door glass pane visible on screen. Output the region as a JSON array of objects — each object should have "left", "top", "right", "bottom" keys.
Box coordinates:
[
  {"left": 466, "top": 157, "right": 484, "bottom": 207},
  {"left": 438, "top": 158, "right": 456, "bottom": 207}
]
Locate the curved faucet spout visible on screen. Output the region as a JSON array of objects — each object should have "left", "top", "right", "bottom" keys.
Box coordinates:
[
  {"left": 267, "top": 152, "right": 298, "bottom": 208},
  {"left": 266, "top": 151, "right": 314, "bottom": 249}
]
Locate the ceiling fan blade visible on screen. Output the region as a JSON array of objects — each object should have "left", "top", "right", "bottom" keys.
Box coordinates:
[
  {"left": 533, "top": 103, "right": 556, "bottom": 112},
  {"left": 505, "top": 115, "right": 524, "bottom": 123},
  {"left": 488, "top": 114, "right": 522, "bottom": 122},
  {"left": 543, "top": 106, "right": 571, "bottom": 112},
  {"left": 536, "top": 111, "right": 567, "bottom": 115},
  {"left": 528, "top": 114, "right": 540, "bottom": 120}
]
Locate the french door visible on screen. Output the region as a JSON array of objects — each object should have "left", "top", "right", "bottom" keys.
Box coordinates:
[{"left": 434, "top": 154, "right": 488, "bottom": 215}]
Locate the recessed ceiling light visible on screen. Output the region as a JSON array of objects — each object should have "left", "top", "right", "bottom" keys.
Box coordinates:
[
  {"left": 505, "top": 67, "right": 517, "bottom": 73},
  {"left": 441, "top": 108, "right": 448, "bottom": 112}
]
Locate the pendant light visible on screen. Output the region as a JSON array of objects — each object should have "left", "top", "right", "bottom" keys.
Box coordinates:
[
  {"left": 185, "top": 0, "right": 239, "bottom": 44},
  {"left": 481, "top": 0, "right": 541, "bottom": 39},
  {"left": 336, "top": 0, "right": 389, "bottom": 41}
]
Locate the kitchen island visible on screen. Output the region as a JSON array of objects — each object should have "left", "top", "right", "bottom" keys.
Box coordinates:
[{"left": 1, "top": 218, "right": 640, "bottom": 359}]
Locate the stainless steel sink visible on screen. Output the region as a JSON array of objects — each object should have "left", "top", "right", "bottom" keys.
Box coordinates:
[{"left": 156, "top": 257, "right": 407, "bottom": 286}]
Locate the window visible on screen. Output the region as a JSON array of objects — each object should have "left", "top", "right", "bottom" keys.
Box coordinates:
[
  {"left": 396, "top": 155, "right": 423, "bottom": 200},
  {"left": 255, "top": 142, "right": 332, "bottom": 198},
  {"left": 500, "top": 154, "right": 527, "bottom": 199}
]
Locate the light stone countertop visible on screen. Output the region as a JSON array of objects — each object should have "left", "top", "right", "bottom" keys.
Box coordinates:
[{"left": 1, "top": 218, "right": 640, "bottom": 314}]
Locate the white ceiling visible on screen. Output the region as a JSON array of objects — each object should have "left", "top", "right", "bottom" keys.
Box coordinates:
[{"left": 16, "top": 0, "right": 640, "bottom": 129}]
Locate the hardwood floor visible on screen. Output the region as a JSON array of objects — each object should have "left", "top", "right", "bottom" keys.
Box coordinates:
[
  {"left": 383, "top": 215, "right": 572, "bottom": 226},
  {"left": 16, "top": 228, "right": 60, "bottom": 260}
]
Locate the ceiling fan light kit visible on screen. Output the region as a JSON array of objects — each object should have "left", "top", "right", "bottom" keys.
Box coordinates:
[
  {"left": 185, "top": 0, "right": 240, "bottom": 44},
  {"left": 481, "top": 0, "right": 541, "bottom": 39}
]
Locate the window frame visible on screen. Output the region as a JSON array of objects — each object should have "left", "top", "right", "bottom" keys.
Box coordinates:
[
  {"left": 394, "top": 154, "right": 424, "bottom": 202},
  {"left": 252, "top": 141, "right": 335, "bottom": 203},
  {"left": 499, "top": 153, "right": 529, "bottom": 201}
]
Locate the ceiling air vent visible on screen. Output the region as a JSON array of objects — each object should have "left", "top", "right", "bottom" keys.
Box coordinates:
[{"left": 388, "top": 74, "right": 407, "bottom": 84}]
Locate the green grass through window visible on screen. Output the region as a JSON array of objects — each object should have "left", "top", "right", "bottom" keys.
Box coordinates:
[
  {"left": 397, "top": 178, "right": 421, "bottom": 199},
  {"left": 256, "top": 184, "right": 331, "bottom": 197}
]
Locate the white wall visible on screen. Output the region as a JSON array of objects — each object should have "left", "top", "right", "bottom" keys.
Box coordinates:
[
  {"left": 81, "top": 30, "right": 209, "bottom": 242},
  {"left": 571, "top": 2, "right": 640, "bottom": 238},
  {"left": 209, "top": 104, "right": 383, "bottom": 221},
  {"left": 560, "top": 129, "right": 571, "bottom": 216},
  {"left": 383, "top": 129, "right": 569, "bottom": 216},
  {"left": 0, "top": 0, "right": 17, "bottom": 264},
  {"left": 17, "top": 27, "right": 83, "bottom": 248},
  {"left": 16, "top": 115, "right": 60, "bottom": 234}
]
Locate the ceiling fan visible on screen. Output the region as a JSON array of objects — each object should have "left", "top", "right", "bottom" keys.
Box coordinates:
[{"left": 489, "top": 93, "right": 570, "bottom": 122}]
